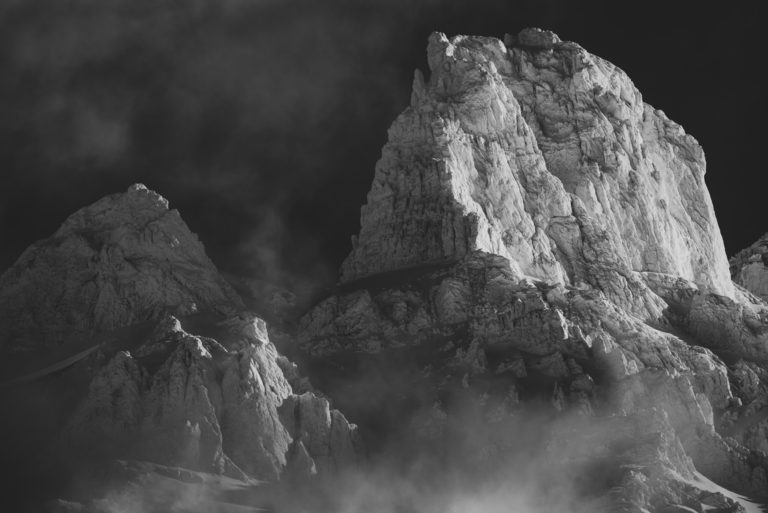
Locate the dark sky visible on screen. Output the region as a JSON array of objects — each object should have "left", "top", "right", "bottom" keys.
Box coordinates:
[{"left": 0, "top": 0, "right": 764, "bottom": 292}]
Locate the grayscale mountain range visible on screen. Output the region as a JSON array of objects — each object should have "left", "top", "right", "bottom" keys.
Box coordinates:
[{"left": 1, "top": 27, "right": 768, "bottom": 513}]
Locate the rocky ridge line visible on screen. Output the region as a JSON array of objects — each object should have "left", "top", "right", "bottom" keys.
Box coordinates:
[
  {"left": 298, "top": 28, "right": 768, "bottom": 512},
  {"left": 0, "top": 183, "right": 362, "bottom": 510},
  {"left": 341, "top": 28, "right": 732, "bottom": 321},
  {"left": 0, "top": 184, "right": 244, "bottom": 353},
  {"left": 68, "top": 313, "right": 359, "bottom": 481}
]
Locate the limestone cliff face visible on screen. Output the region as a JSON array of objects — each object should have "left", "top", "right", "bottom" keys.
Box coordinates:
[
  {"left": 341, "top": 29, "right": 732, "bottom": 316},
  {"left": 301, "top": 29, "right": 768, "bottom": 511},
  {"left": 0, "top": 184, "right": 243, "bottom": 353}
]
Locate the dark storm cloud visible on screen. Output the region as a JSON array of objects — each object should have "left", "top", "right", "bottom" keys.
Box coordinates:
[{"left": 0, "top": 0, "right": 764, "bottom": 296}]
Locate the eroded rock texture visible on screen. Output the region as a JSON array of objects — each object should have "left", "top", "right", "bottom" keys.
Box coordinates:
[
  {"left": 0, "top": 184, "right": 243, "bottom": 353},
  {"left": 300, "top": 28, "right": 768, "bottom": 511},
  {"left": 68, "top": 314, "right": 359, "bottom": 481},
  {"left": 341, "top": 29, "right": 732, "bottom": 313},
  {"left": 0, "top": 184, "right": 360, "bottom": 500},
  {"left": 731, "top": 233, "right": 768, "bottom": 301}
]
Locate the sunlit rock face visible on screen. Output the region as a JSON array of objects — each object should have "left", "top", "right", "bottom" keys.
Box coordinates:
[
  {"left": 0, "top": 184, "right": 243, "bottom": 353},
  {"left": 68, "top": 314, "right": 359, "bottom": 481},
  {"left": 301, "top": 29, "right": 768, "bottom": 511},
  {"left": 341, "top": 28, "right": 732, "bottom": 319}
]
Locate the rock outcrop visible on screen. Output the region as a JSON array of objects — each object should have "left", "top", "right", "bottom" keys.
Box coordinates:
[
  {"left": 0, "top": 184, "right": 361, "bottom": 511},
  {"left": 0, "top": 184, "right": 243, "bottom": 353},
  {"left": 299, "top": 28, "right": 768, "bottom": 511},
  {"left": 731, "top": 233, "right": 768, "bottom": 300},
  {"left": 68, "top": 314, "right": 359, "bottom": 481},
  {"left": 341, "top": 28, "right": 733, "bottom": 318}
]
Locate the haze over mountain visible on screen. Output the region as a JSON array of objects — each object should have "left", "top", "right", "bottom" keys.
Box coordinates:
[{"left": 2, "top": 22, "right": 768, "bottom": 513}]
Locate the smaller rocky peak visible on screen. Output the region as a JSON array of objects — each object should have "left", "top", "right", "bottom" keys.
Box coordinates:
[
  {"left": 134, "top": 315, "right": 186, "bottom": 358},
  {"left": 136, "top": 315, "right": 216, "bottom": 357},
  {"left": 133, "top": 316, "right": 230, "bottom": 377},
  {"left": 151, "top": 314, "right": 185, "bottom": 339},
  {"left": 55, "top": 183, "right": 171, "bottom": 239},
  {"left": 504, "top": 27, "right": 562, "bottom": 50},
  {"left": 66, "top": 309, "right": 360, "bottom": 482},
  {"left": 0, "top": 184, "right": 243, "bottom": 353},
  {"left": 218, "top": 313, "right": 270, "bottom": 348},
  {"left": 127, "top": 182, "right": 168, "bottom": 203}
]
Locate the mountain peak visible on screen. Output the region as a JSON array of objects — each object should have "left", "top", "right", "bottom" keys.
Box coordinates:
[
  {"left": 341, "top": 30, "right": 732, "bottom": 313},
  {"left": 0, "top": 185, "right": 242, "bottom": 353},
  {"left": 125, "top": 182, "right": 169, "bottom": 208},
  {"left": 54, "top": 183, "right": 170, "bottom": 239},
  {"left": 300, "top": 30, "right": 768, "bottom": 512}
]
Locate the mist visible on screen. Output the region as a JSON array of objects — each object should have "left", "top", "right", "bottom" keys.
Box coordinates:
[
  {"left": 39, "top": 375, "right": 699, "bottom": 513},
  {"left": 38, "top": 386, "right": 629, "bottom": 513}
]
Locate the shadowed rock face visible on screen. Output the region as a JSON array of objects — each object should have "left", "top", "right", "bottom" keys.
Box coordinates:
[
  {"left": 299, "top": 29, "right": 768, "bottom": 511},
  {"left": 0, "top": 184, "right": 244, "bottom": 354}
]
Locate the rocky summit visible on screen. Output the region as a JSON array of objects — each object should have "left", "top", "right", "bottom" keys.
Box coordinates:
[
  {"left": 341, "top": 29, "right": 732, "bottom": 317},
  {"left": 1, "top": 27, "right": 768, "bottom": 513},
  {"left": 67, "top": 313, "right": 359, "bottom": 482},
  {"left": 298, "top": 28, "right": 768, "bottom": 512},
  {"left": 0, "top": 184, "right": 243, "bottom": 354},
  {"left": 0, "top": 185, "right": 359, "bottom": 511}
]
